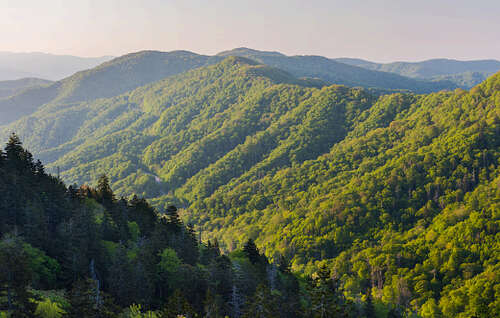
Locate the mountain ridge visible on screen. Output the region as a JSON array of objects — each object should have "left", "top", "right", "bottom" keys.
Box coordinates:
[
  {"left": 0, "top": 48, "right": 459, "bottom": 126},
  {"left": 335, "top": 57, "right": 500, "bottom": 88}
]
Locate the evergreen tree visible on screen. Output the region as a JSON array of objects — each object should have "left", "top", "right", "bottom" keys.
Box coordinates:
[
  {"left": 306, "top": 265, "right": 347, "bottom": 318},
  {"left": 97, "top": 174, "right": 115, "bottom": 207},
  {"left": 165, "top": 205, "right": 182, "bottom": 230},
  {"left": 243, "top": 239, "right": 260, "bottom": 265}
]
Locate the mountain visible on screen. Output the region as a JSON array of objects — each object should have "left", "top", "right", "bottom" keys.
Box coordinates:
[
  {"left": 218, "top": 48, "right": 457, "bottom": 93},
  {"left": 0, "top": 50, "right": 217, "bottom": 125},
  {"left": 0, "top": 48, "right": 458, "bottom": 126},
  {"left": 0, "top": 53, "right": 498, "bottom": 317},
  {"left": 335, "top": 57, "right": 500, "bottom": 88},
  {"left": 0, "top": 51, "right": 113, "bottom": 81},
  {"left": 0, "top": 77, "right": 53, "bottom": 98}
]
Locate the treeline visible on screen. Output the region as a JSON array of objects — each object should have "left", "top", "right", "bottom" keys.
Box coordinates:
[{"left": 0, "top": 135, "right": 365, "bottom": 317}]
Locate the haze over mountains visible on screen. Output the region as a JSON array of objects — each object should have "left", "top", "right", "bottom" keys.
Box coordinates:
[
  {"left": 336, "top": 57, "right": 500, "bottom": 88},
  {"left": 0, "top": 51, "right": 113, "bottom": 81},
  {"left": 1, "top": 48, "right": 499, "bottom": 126}
]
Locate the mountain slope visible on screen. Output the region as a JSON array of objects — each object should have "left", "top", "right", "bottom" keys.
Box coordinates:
[
  {"left": 0, "top": 51, "right": 112, "bottom": 80},
  {"left": 336, "top": 57, "right": 500, "bottom": 88},
  {"left": 0, "top": 77, "right": 53, "bottom": 98},
  {"left": 182, "top": 72, "right": 499, "bottom": 316},
  {"left": 0, "top": 50, "right": 218, "bottom": 125},
  {"left": 218, "top": 48, "right": 457, "bottom": 93}
]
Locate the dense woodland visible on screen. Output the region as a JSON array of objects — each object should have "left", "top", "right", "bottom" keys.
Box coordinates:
[
  {"left": 0, "top": 55, "right": 498, "bottom": 317},
  {"left": 0, "top": 135, "right": 365, "bottom": 317}
]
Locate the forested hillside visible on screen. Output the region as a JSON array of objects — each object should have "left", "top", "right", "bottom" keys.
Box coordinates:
[
  {"left": 0, "top": 55, "right": 498, "bottom": 317},
  {"left": 0, "top": 135, "right": 360, "bottom": 317},
  {"left": 186, "top": 72, "right": 499, "bottom": 317},
  {"left": 0, "top": 51, "right": 216, "bottom": 125}
]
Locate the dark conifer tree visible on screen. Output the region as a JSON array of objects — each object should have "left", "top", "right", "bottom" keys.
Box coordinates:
[
  {"left": 97, "top": 174, "right": 115, "bottom": 207},
  {"left": 166, "top": 204, "right": 182, "bottom": 230},
  {"left": 243, "top": 239, "right": 260, "bottom": 265}
]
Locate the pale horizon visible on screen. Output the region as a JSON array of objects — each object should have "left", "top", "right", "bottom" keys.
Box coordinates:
[{"left": 1, "top": 0, "right": 500, "bottom": 63}]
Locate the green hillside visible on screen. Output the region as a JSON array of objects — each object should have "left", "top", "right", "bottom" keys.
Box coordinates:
[
  {"left": 0, "top": 50, "right": 216, "bottom": 125},
  {"left": 0, "top": 77, "right": 53, "bottom": 98},
  {"left": 0, "top": 56, "right": 498, "bottom": 317}
]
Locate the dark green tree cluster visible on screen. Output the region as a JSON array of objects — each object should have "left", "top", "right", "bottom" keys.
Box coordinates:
[{"left": 0, "top": 136, "right": 358, "bottom": 317}]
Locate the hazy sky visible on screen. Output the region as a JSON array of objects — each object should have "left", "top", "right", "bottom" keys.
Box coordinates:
[{"left": 1, "top": 0, "right": 499, "bottom": 62}]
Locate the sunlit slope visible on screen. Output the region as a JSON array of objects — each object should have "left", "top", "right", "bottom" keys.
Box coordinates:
[{"left": 0, "top": 50, "right": 216, "bottom": 125}]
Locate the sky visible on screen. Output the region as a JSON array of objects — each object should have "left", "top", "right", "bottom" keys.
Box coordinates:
[{"left": 1, "top": 0, "right": 499, "bottom": 62}]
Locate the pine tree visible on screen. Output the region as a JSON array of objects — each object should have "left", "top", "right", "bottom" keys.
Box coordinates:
[
  {"left": 68, "top": 279, "right": 99, "bottom": 318},
  {"left": 166, "top": 205, "right": 182, "bottom": 230},
  {"left": 306, "top": 264, "right": 347, "bottom": 318},
  {"left": 243, "top": 239, "right": 260, "bottom": 265},
  {"left": 97, "top": 174, "right": 115, "bottom": 207},
  {"left": 4, "top": 133, "right": 33, "bottom": 172}
]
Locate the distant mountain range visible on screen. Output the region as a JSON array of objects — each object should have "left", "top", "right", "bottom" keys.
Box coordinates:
[
  {"left": 217, "top": 48, "right": 456, "bottom": 92},
  {"left": 1, "top": 48, "right": 499, "bottom": 126},
  {"left": 0, "top": 51, "right": 113, "bottom": 81},
  {"left": 335, "top": 57, "right": 500, "bottom": 88}
]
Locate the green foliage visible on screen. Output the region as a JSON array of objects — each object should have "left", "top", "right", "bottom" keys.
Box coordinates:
[
  {"left": 127, "top": 304, "right": 160, "bottom": 318},
  {"left": 23, "top": 243, "right": 60, "bottom": 288},
  {"left": 158, "top": 248, "right": 181, "bottom": 277},
  {"left": 35, "top": 299, "right": 66, "bottom": 318}
]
